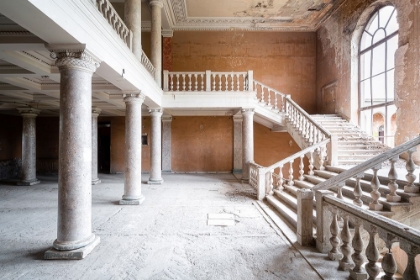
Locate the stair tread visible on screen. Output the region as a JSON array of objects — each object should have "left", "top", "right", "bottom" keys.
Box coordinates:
[{"left": 266, "top": 195, "right": 298, "bottom": 229}]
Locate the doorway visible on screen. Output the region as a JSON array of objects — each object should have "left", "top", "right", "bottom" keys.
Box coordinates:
[{"left": 98, "top": 122, "right": 111, "bottom": 174}]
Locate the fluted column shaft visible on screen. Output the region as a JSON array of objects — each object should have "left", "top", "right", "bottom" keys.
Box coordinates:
[
  {"left": 120, "top": 93, "right": 146, "bottom": 204},
  {"left": 92, "top": 108, "right": 101, "bottom": 185},
  {"left": 148, "top": 109, "right": 163, "bottom": 184},
  {"left": 17, "top": 108, "right": 40, "bottom": 186},
  {"left": 44, "top": 45, "right": 101, "bottom": 259},
  {"left": 242, "top": 109, "right": 254, "bottom": 182},
  {"left": 125, "top": 0, "right": 142, "bottom": 60},
  {"left": 150, "top": 0, "right": 163, "bottom": 86}
]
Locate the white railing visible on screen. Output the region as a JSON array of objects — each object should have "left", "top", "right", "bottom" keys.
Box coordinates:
[
  {"left": 163, "top": 70, "right": 253, "bottom": 92},
  {"left": 94, "top": 0, "right": 133, "bottom": 50},
  {"left": 141, "top": 51, "right": 155, "bottom": 77},
  {"left": 317, "top": 191, "right": 420, "bottom": 279},
  {"left": 253, "top": 81, "right": 288, "bottom": 113}
]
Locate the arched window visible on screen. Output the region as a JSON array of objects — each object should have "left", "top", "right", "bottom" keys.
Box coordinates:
[{"left": 359, "top": 6, "right": 398, "bottom": 147}]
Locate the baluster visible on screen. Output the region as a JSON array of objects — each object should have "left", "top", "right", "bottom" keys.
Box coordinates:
[
  {"left": 267, "top": 90, "right": 271, "bottom": 107},
  {"left": 404, "top": 148, "right": 419, "bottom": 193},
  {"left": 365, "top": 225, "right": 380, "bottom": 280},
  {"left": 274, "top": 93, "right": 278, "bottom": 110},
  {"left": 309, "top": 150, "right": 314, "bottom": 176},
  {"left": 369, "top": 165, "right": 383, "bottom": 211},
  {"left": 278, "top": 165, "right": 284, "bottom": 191},
  {"left": 318, "top": 144, "right": 326, "bottom": 171},
  {"left": 299, "top": 155, "right": 304, "bottom": 181},
  {"left": 269, "top": 170, "right": 274, "bottom": 195},
  {"left": 181, "top": 74, "right": 186, "bottom": 91},
  {"left": 381, "top": 237, "right": 397, "bottom": 280},
  {"left": 212, "top": 74, "right": 215, "bottom": 91},
  {"left": 328, "top": 210, "right": 342, "bottom": 260},
  {"left": 281, "top": 96, "right": 285, "bottom": 112},
  {"left": 235, "top": 74, "right": 238, "bottom": 91},
  {"left": 387, "top": 157, "right": 401, "bottom": 202},
  {"left": 339, "top": 215, "right": 353, "bottom": 270},
  {"left": 400, "top": 241, "right": 420, "bottom": 280},
  {"left": 193, "top": 74, "right": 198, "bottom": 91},
  {"left": 308, "top": 124, "right": 314, "bottom": 144},
  {"left": 187, "top": 74, "right": 191, "bottom": 91},
  {"left": 218, "top": 74, "right": 222, "bottom": 91},
  {"left": 288, "top": 160, "right": 294, "bottom": 186},
  {"left": 350, "top": 220, "right": 367, "bottom": 279},
  {"left": 353, "top": 174, "right": 364, "bottom": 207},
  {"left": 336, "top": 182, "right": 344, "bottom": 199},
  {"left": 224, "top": 74, "right": 229, "bottom": 91},
  {"left": 176, "top": 74, "right": 180, "bottom": 91},
  {"left": 200, "top": 74, "right": 204, "bottom": 91},
  {"left": 169, "top": 74, "right": 174, "bottom": 91}
]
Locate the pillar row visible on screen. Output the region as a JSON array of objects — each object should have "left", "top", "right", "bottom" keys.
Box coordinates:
[
  {"left": 241, "top": 109, "right": 254, "bottom": 182},
  {"left": 44, "top": 45, "right": 101, "bottom": 260},
  {"left": 92, "top": 107, "right": 101, "bottom": 185},
  {"left": 150, "top": 0, "right": 163, "bottom": 86},
  {"left": 120, "top": 92, "right": 146, "bottom": 205},
  {"left": 17, "top": 108, "right": 41, "bottom": 186}
]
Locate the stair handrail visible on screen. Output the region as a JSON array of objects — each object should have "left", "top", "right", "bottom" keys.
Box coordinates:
[{"left": 313, "top": 135, "right": 420, "bottom": 192}]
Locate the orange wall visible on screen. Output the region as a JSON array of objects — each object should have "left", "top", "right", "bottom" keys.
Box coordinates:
[
  {"left": 172, "top": 31, "right": 317, "bottom": 113},
  {"left": 171, "top": 116, "right": 233, "bottom": 172}
]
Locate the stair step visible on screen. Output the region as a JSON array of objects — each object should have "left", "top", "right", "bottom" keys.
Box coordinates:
[
  {"left": 338, "top": 154, "right": 381, "bottom": 159},
  {"left": 293, "top": 180, "right": 316, "bottom": 189},
  {"left": 338, "top": 159, "right": 373, "bottom": 165},
  {"left": 266, "top": 195, "right": 298, "bottom": 229},
  {"left": 274, "top": 189, "right": 298, "bottom": 210}
]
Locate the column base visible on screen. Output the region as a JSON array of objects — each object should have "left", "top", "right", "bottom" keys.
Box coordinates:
[
  {"left": 241, "top": 178, "right": 249, "bottom": 183},
  {"left": 92, "top": 178, "right": 101, "bottom": 185},
  {"left": 233, "top": 169, "right": 242, "bottom": 174},
  {"left": 44, "top": 236, "right": 100, "bottom": 260},
  {"left": 148, "top": 178, "right": 164, "bottom": 185},
  {"left": 17, "top": 179, "right": 40, "bottom": 186},
  {"left": 349, "top": 269, "right": 368, "bottom": 280},
  {"left": 328, "top": 251, "right": 343, "bottom": 261},
  {"left": 119, "top": 195, "right": 145, "bottom": 205}
]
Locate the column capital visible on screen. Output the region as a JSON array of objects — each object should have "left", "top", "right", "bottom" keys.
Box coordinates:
[
  {"left": 92, "top": 107, "right": 102, "bottom": 117},
  {"left": 148, "top": 108, "right": 163, "bottom": 117},
  {"left": 17, "top": 107, "right": 41, "bottom": 117},
  {"left": 123, "top": 92, "right": 146, "bottom": 104},
  {"left": 149, "top": 0, "right": 164, "bottom": 8},
  {"left": 47, "top": 44, "right": 101, "bottom": 73},
  {"left": 233, "top": 115, "right": 243, "bottom": 122},
  {"left": 162, "top": 115, "right": 172, "bottom": 122},
  {"left": 241, "top": 108, "right": 255, "bottom": 116},
  {"left": 162, "top": 30, "right": 174, "bottom": 38}
]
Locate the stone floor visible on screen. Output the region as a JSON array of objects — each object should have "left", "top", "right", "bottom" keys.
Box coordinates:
[{"left": 0, "top": 173, "right": 325, "bottom": 280}]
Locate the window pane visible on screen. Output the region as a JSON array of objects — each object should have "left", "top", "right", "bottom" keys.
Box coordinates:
[
  {"left": 379, "top": 6, "right": 394, "bottom": 28},
  {"left": 372, "top": 42, "right": 386, "bottom": 76},
  {"left": 385, "top": 9, "right": 398, "bottom": 34},
  {"left": 386, "top": 35, "right": 398, "bottom": 70},
  {"left": 371, "top": 73, "right": 386, "bottom": 102},
  {"left": 360, "top": 79, "right": 371, "bottom": 107},
  {"left": 373, "top": 28, "right": 386, "bottom": 44},
  {"left": 387, "top": 69, "right": 395, "bottom": 101},
  {"left": 360, "top": 50, "right": 372, "bottom": 80},
  {"left": 367, "top": 13, "right": 379, "bottom": 35},
  {"left": 361, "top": 32, "right": 372, "bottom": 51}
]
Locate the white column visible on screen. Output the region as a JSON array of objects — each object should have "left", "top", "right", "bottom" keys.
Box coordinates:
[
  {"left": 233, "top": 115, "right": 242, "bottom": 174},
  {"left": 44, "top": 45, "right": 101, "bottom": 260},
  {"left": 124, "top": 0, "right": 142, "bottom": 60},
  {"left": 120, "top": 92, "right": 146, "bottom": 205},
  {"left": 92, "top": 107, "right": 101, "bottom": 185},
  {"left": 162, "top": 115, "right": 172, "bottom": 172},
  {"left": 150, "top": 0, "right": 163, "bottom": 86},
  {"left": 148, "top": 108, "right": 163, "bottom": 184},
  {"left": 242, "top": 109, "right": 254, "bottom": 182},
  {"left": 17, "top": 108, "right": 40, "bottom": 186}
]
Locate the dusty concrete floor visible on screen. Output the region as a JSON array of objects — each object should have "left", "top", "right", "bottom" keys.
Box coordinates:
[{"left": 0, "top": 173, "right": 321, "bottom": 280}]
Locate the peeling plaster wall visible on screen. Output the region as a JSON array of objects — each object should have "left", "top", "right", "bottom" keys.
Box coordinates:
[
  {"left": 172, "top": 31, "right": 317, "bottom": 112},
  {"left": 316, "top": 0, "right": 420, "bottom": 160}
]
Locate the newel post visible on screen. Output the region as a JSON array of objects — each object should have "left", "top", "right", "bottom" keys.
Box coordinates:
[
  {"left": 257, "top": 167, "right": 266, "bottom": 201},
  {"left": 327, "top": 134, "right": 338, "bottom": 166},
  {"left": 316, "top": 190, "right": 334, "bottom": 253},
  {"left": 205, "top": 70, "right": 211, "bottom": 91},
  {"left": 163, "top": 70, "right": 169, "bottom": 91},
  {"left": 297, "top": 189, "right": 314, "bottom": 246},
  {"left": 247, "top": 70, "right": 254, "bottom": 91}
]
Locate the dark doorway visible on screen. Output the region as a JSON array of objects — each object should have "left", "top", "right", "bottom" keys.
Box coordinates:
[{"left": 98, "top": 122, "right": 111, "bottom": 174}]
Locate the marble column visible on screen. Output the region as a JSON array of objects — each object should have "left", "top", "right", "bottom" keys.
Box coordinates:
[
  {"left": 120, "top": 92, "right": 146, "bottom": 205},
  {"left": 124, "top": 0, "right": 142, "bottom": 60},
  {"left": 92, "top": 107, "right": 101, "bottom": 185},
  {"left": 233, "top": 115, "right": 242, "bottom": 174},
  {"left": 148, "top": 108, "right": 163, "bottom": 184},
  {"left": 44, "top": 45, "right": 100, "bottom": 260},
  {"left": 162, "top": 115, "right": 172, "bottom": 172},
  {"left": 242, "top": 109, "right": 254, "bottom": 182},
  {"left": 17, "top": 108, "right": 40, "bottom": 186},
  {"left": 150, "top": 0, "right": 163, "bottom": 86}
]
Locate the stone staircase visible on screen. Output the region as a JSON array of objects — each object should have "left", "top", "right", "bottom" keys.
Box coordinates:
[{"left": 310, "top": 114, "right": 389, "bottom": 166}]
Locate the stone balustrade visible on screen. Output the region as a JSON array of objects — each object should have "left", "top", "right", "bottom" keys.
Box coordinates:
[
  {"left": 94, "top": 0, "right": 133, "bottom": 50},
  {"left": 317, "top": 191, "right": 420, "bottom": 279},
  {"left": 253, "top": 81, "right": 288, "bottom": 113},
  {"left": 141, "top": 50, "right": 156, "bottom": 77},
  {"left": 163, "top": 70, "right": 252, "bottom": 92}
]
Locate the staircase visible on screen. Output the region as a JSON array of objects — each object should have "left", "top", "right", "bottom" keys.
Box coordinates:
[{"left": 311, "top": 115, "right": 389, "bottom": 166}]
